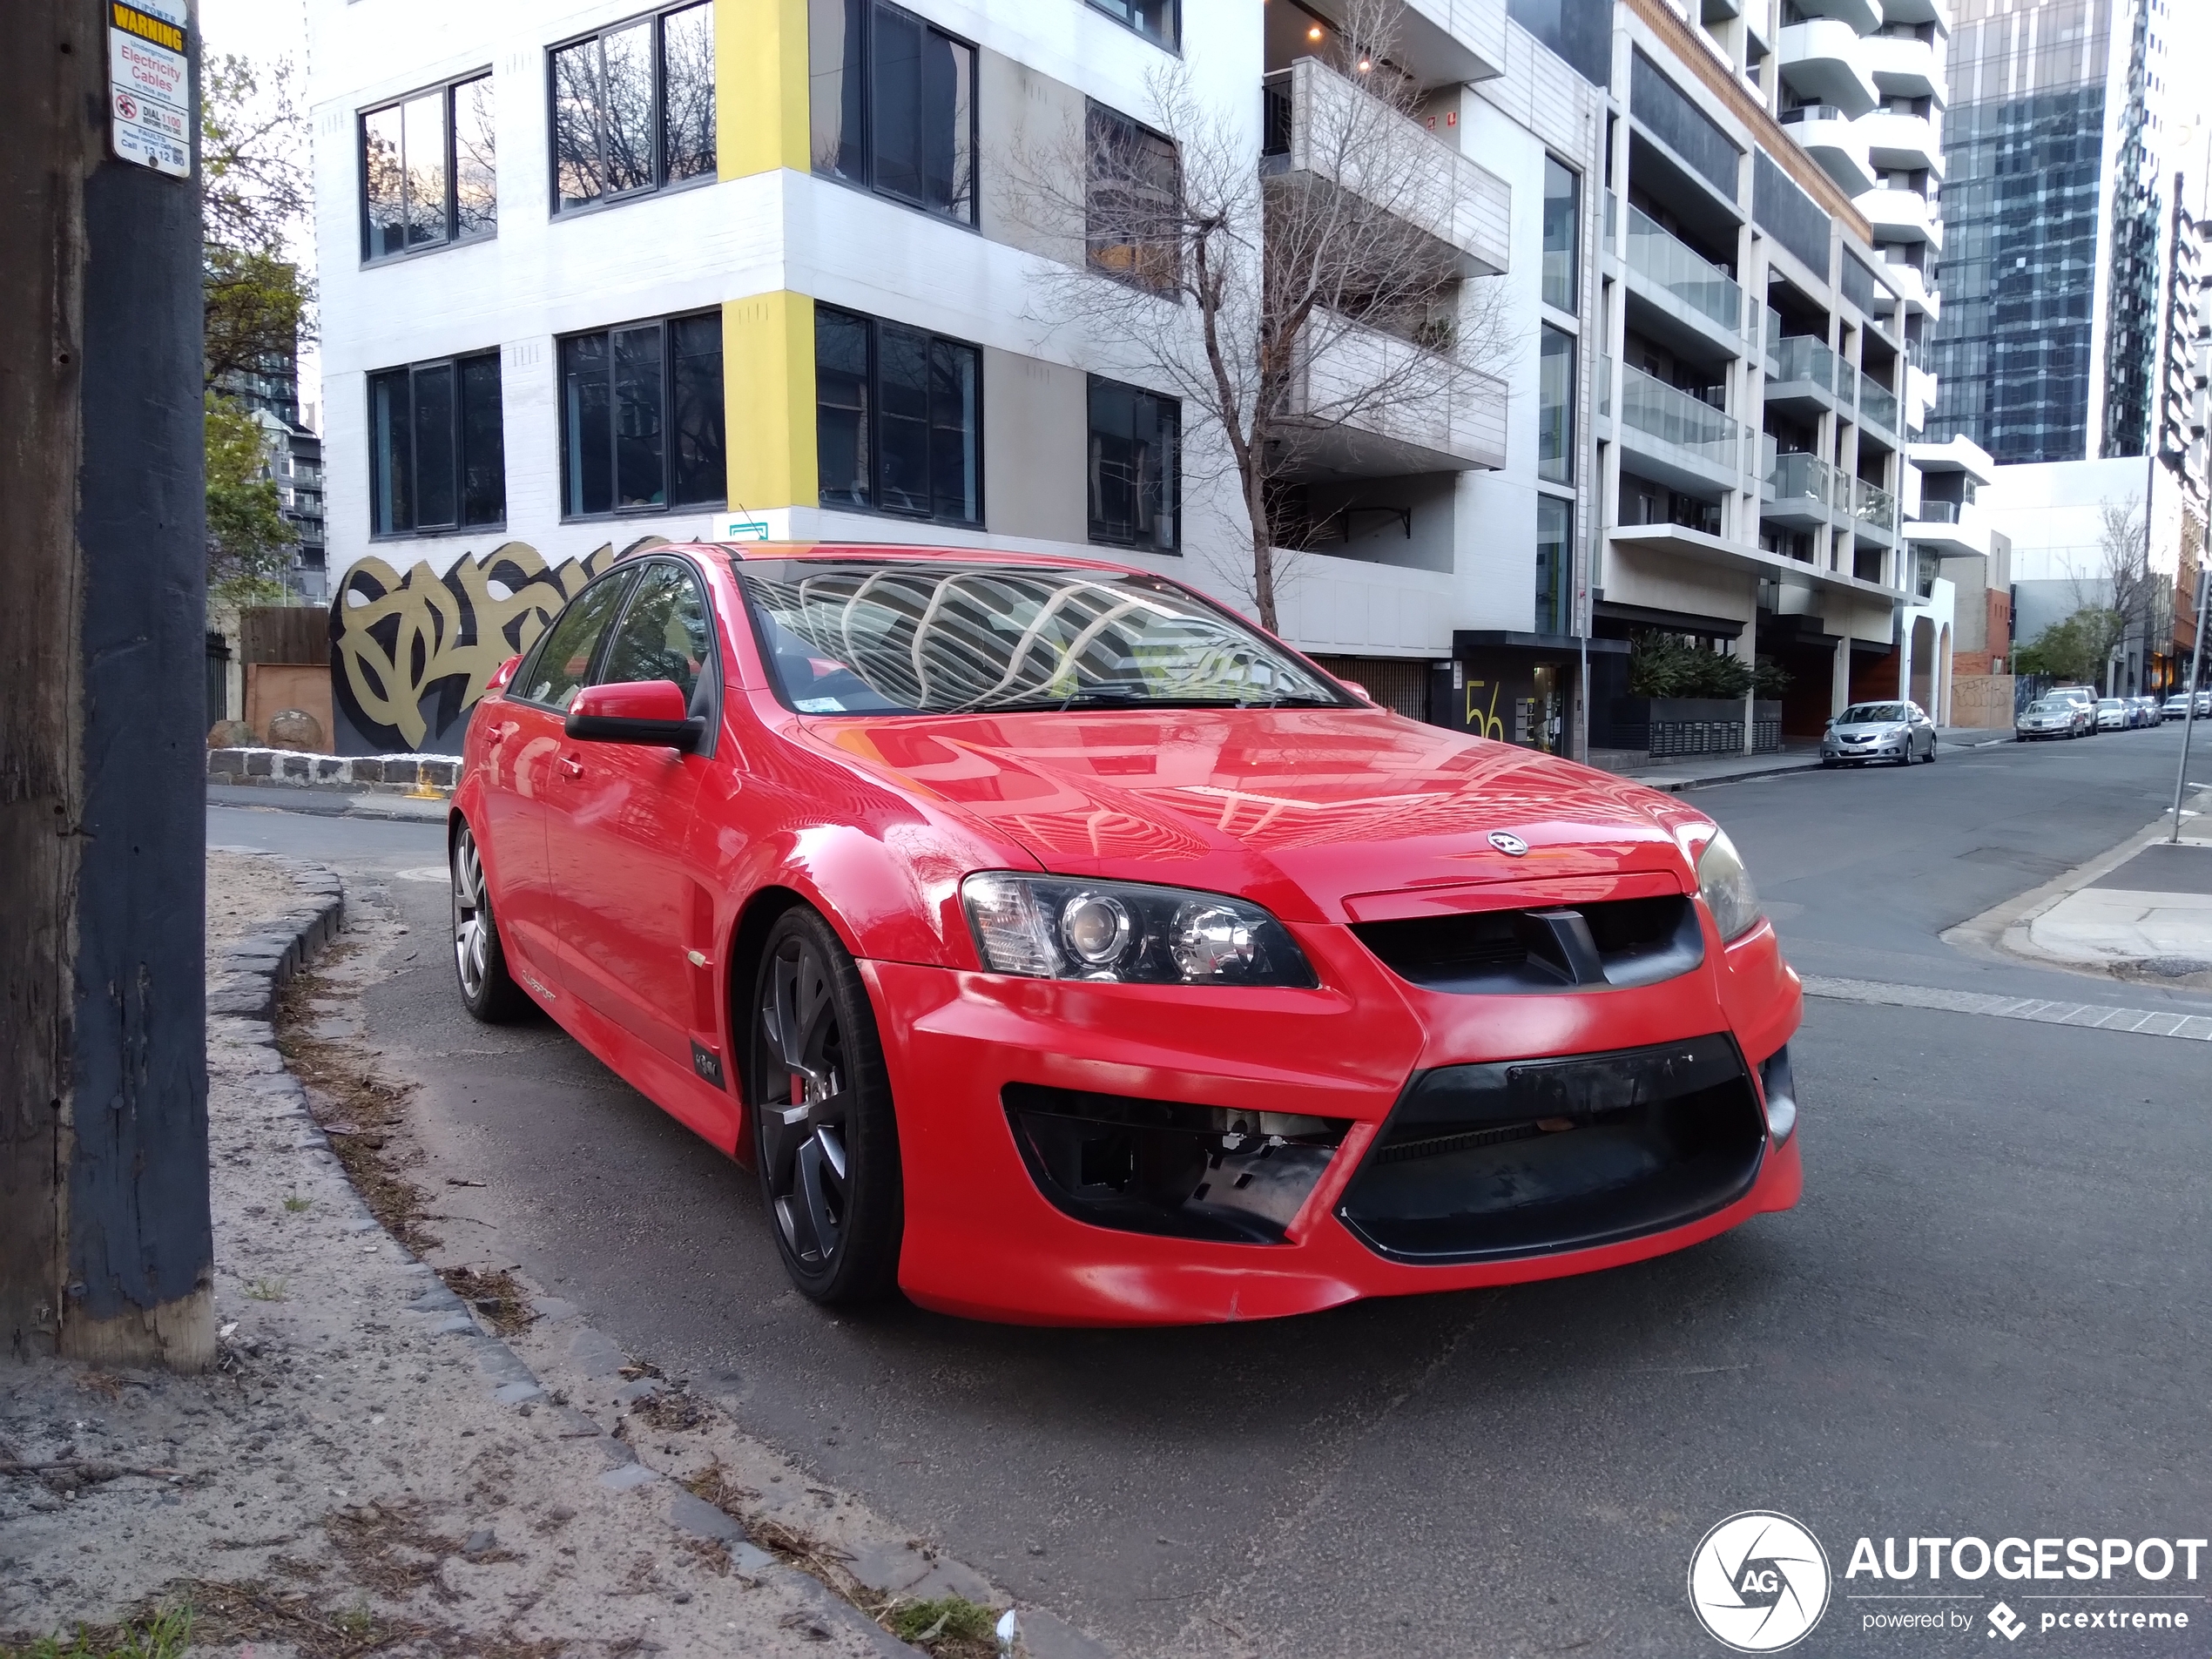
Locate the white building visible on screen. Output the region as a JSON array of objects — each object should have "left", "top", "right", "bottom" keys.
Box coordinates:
[{"left": 308, "top": 0, "right": 1912, "bottom": 758}]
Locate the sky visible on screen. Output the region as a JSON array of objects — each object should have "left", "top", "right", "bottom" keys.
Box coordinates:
[{"left": 201, "top": 0, "right": 321, "bottom": 425}]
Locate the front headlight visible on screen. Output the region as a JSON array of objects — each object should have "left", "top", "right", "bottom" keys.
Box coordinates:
[
  {"left": 961, "top": 873, "right": 1317, "bottom": 987},
  {"left": 1694, "top": 828, "right": 1764, "bottom": 942}
]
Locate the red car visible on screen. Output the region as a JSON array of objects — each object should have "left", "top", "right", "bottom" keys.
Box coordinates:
[{"left": 448, "top": 542, "right": 1803, "bottom": 1325}]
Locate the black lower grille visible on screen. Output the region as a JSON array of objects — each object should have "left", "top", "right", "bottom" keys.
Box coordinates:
[
  {"left": 1003, "top": 1083, "right": 1350, "bottom": 1244},
  {"left": 1352, "top": 894, "right": 1703, "bottom": 994},
  {"left": 1335, "top": 1035, "right": 1765, "bottom": 1263}
]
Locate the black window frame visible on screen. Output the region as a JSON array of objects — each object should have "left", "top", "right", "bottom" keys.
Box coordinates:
[
  {"left": 556, "top": 310, "right": 728, "bottom": 522},
  {"left": 813, "top": 303, "right": 985, "bottom": 528},
  {"left": 509, "top": 567, "right": 642, "bottom": 712},
  {"left": 1085, "top": 100, "right": 1181, "bottom": 291},
  {"left": 358, "top": 71, "right": 498, "bottom": 265},
  {"left": 806, "top": 0, "right": 981, "bottom": 230},
  {"left": 1082, "top": 0, "right": 1179, "bottom": 52},
  {"left": 547, "top": 1, "right": 718, "bottom": 220},
  {"left": 1085, "top": 374, "right": 1181, "bottom": 554},
  {"left": 1540, "top": 154, "right": 1581, "bottom": 317},
  {"left": 366, "top": 349, "right": 507, "bottom": 537},
  {"left": 593, "top": 554, "right": 725, "bottom": 756}
]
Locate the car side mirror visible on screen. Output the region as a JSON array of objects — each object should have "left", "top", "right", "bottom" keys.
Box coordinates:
[
  {"left": 1338, "top": 678, "right": 1377, "bottom": 705},
  {"left": 565, "top": 679, "right": 705, "bottom": 751},
  {"left": 488, "top": 653, "right": 523, "bottom": 694}
]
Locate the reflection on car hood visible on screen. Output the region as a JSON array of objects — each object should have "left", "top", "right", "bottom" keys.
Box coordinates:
[
  {"left": 807, "top": 708, "right": 1696, "bottom": 921},
  {"left": 1830, "top": 722, "right": 1904, "bottom": 736}
]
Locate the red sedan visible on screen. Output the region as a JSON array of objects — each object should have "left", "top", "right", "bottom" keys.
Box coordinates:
[{"left": 448, "top": 542, "right": 1803, "bottom": 1325}]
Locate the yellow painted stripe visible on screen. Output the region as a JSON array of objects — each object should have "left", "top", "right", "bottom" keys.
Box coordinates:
[
  {"left": 723, "top": 292, "right": 816, "bottom": 510},
  {"left": 716, "top": 0, "right": 810, "bottom": 179}
]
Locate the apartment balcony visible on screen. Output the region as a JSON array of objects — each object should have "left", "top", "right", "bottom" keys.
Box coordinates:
[
  {"left": 1858, "top": 108, "right": 1944, "bottom": 178},
  {"left": 1262, "top": 58, "right": 1510, "bottom": 279},
  {"left": 1901, "top": 497, "right": 1994, "bottom": 558},
  {"left": 1882, "top": 259, "right": 1939, "bottom": 320},
  {"left": 1777, "top": 21, "right": 1879, "bottom": 118},
  {"left": 1765, "top": 330, "right": 1844, "bottom": 416},
  {"left": 1852, "top": 477, "right": 1898, "bottom": 543},
  {"left": 1856, "top": 372, "right": 1899, "bottom": 439},
  {"left": 1297, "top": 0, "right": 1508, "bottom": 88},
  {"left": 1622, "top": 202, "right": 1746, "bottom": 354},
  {"left": 1862, "top": 34, "right": 1946, "bottom": 104},
  {"left": 1857, "top": 185, "right": 1942, "bottom": 249},
  {"left": 1787, "top": 0, "right": 1880, "bottom": 30},
  {"left": 1778, "top": 105, "right": 1873, "bottom": 195},
  {"left": 1876, "top": 0, "right": 1951, "bottom": 27},
  {"left": 1905, "top": 362, "right": 1938, "bottom": 429},
  {"left": 1763, "top": 451, "right": 1840, "bottom": 529},
  {"left": 1616, "top": 363, "right": 1742, "bottom": 496},
  {"left": 1283, "top": 317, "right": 1507, "bottom": 477}
]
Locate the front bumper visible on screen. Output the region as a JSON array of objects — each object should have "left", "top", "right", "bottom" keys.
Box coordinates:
[
  {"left": 1824, "top": 740, "right": 1904, "bottom": 760},
  {"left": 864, "top": 914, "right": 1803, "bottom": 1325}
]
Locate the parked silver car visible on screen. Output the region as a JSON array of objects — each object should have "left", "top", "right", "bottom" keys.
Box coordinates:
[
  {"left": 1823, "top": 700, "right": 1937, "bottom": 765},
  {"left": 2017, "top": 698, "right": 2080, "bottom": 740}
]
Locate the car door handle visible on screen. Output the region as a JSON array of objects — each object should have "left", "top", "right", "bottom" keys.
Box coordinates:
[
  {"left": 556, "top": 756, "right": 585, "bottom": 780},
  {"left": 485, "top": 722, "right": 510, "bottom": 746}
]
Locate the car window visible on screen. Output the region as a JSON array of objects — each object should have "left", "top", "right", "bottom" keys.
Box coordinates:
[
  {"left": 1840, "top": 703, "right": 1905, "bottom": 723},
  {"left": 517, "top": 572, "right": 635, "bottom": 710},
  {"left": 598, "top": 561, "right": 713, "bottom": 705}
]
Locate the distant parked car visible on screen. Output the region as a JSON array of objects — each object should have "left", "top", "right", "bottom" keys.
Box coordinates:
[
  {"left": 2017, "top": 698, "right": 2080, "bottom": 741},
  {"left": 1823, "top": 700, "right": 1937, "bottom": 765},
  {"left": 2047, "top": 686, "right": 2099, "bottom": 734},
  {"left": 2164, "top": 693, "right": 2194, "bottom": 720},
  {"left": 2096, "top": 698, "right": 2129, "bottom": 730},
  {"left": 2134, "top": 696, "right": 2162, "bottom": 727}
]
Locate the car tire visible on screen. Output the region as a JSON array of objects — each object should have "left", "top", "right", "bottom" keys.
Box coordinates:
[
  {"left": 1925, "top": 737, "right": 1938, "bottom": 763},
  {"left": 450, "top": 819, "right": 532, "bottom": 1024},
  {"left": 750, "top": 907, "right": 904, "bottom": 1306}
]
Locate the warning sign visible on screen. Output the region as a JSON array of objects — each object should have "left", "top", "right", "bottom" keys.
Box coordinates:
[{"left": 109, "top": 1, "right": 191, "bottom": 178}]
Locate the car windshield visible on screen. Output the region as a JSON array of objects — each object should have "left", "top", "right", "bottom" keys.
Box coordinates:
[
  {"left": 1840, "top": 704, "right": 1906, "bottom": 723},
  {"left": 733, "top": 558, "right": 1350, "bottom": 716},
  {"left": 2098, "top": 699, "right": 2122, "bottom": 710},
  {"left": 2028, "top": 700, "right": 2067, "bottom": 714}
]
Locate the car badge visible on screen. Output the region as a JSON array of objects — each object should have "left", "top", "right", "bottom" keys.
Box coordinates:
[{"left": 1487, "top": 830, "right": 1529, "bottom": 857}]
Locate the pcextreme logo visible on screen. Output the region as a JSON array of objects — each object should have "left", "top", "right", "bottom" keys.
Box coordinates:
[{"left": 1689, "top": 1511, "right": 1833, "bottom": 1652}]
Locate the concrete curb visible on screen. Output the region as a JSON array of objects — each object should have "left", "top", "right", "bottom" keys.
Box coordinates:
[
  {"left": 216, "top": 853, "right": 938, "bottom": 1658},
  {"left": 208, "top": 746, "right": 459, "bottom": 796}
]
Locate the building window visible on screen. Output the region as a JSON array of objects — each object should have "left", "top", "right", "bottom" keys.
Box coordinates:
[
  {"left": 815, "top": 305, "right": 982, "bottom": 524},
  {"left": 1541, "top": 156, "right": 1579, "bottom": 314},
  {"left": 361, "top": 74, "right": 496, "bottom": 260},
  {"left": 1084, "top": 0, "right": 1177, "bottom": 50},
  {"left": 1538, "top": 326, "right": 1575, "bottom": 484},
  {"left": 1534, "top": 495, "right": 1571, "bottom": 633},
  {"left": 1087, "top": 377, "right": 1179, "bottom": 552},
  {"left": 1087, "top": 104, "right": 1179, "bottom": 287},
  {"left": 557, "top": 314, "right": 725, "bottom": 517},
  {"left": 368, "top": 352, "right": 505, "bottom": 535},
  {"left": 550, "top": 3, "right": 715, "bottom": 215},
  {"left": 807, "top": 0, "right": 975, "bottom": 226}
]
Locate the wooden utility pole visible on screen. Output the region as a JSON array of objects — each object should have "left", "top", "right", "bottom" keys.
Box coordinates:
[{"left": 2, "top": 0, "right": 213, "bottom": 1369}]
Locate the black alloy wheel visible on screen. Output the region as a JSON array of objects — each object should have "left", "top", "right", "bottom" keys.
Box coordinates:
[
  {"left": 752, "top": 907, "right": 903, "bottom": 1305},
  {"left": 450, "top": 819, "right": 530, "bottom": 1023}
]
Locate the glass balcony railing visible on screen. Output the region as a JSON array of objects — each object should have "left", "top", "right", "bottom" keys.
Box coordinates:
[
  {"left": 1779, "top": 103, "right": 1850, "bottom": 125},
  {"left": 1767, "top": 450, "right": 1838, "bottom": 509},
  {"left": 1912, "top": 498, "right": 1964, "bottom": 524},
  {"left": 1858, "top": 376, "right": 1898, "bottom": 431},
  {"left": 1619, "top": 363, "right": 1740, "bottom": 469},
  {"left": 1623, "top": 203, "right": 1743, "bottom": 334},
  {"left": 1763, "top": 306, "right": 1784, "bottom": 374},
  {"left": 1854, "top": 478, "right": 1898, "bottom": 533},
  {"left": 1770, "top": 334, "right": 1838, "bottom": 395}
]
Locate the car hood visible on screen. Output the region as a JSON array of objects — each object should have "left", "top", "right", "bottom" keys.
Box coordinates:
[
  {"left": 806, "top": 707, "right": 1698, "bottom": 922},
  {"left": 1830, "top": 722, "right": 1905, "bottom": 736}
]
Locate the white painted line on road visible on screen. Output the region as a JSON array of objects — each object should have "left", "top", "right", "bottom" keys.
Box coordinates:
[{"left": 1801, "top": 974, "right": 2212, "bottom": 1041}]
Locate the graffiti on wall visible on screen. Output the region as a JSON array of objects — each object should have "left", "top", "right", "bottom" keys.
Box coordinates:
[{"left": 329, "top": 538, "right": 666, "bottom": 754}]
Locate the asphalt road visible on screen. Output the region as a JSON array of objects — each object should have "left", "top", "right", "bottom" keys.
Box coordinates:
[{"left": 207, "top": 724, "right": 2212, "bottom": 1657}]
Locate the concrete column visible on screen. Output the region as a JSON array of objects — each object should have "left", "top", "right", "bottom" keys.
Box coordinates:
[
  {"left": 1742, "top": 605, "right": 1758, "bottom": 754},
  {"left": 1832, "top": 632, "right": 1851, "bottom": 716}
]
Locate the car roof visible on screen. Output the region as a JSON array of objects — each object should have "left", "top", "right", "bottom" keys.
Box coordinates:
[{"left": 626, "top": 539, "right": 1152, "bottom": 578}]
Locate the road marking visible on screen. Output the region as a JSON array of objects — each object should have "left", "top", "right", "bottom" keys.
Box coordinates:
[{"left": 1802, "top": 974, "right": 2212, "bottom": 1041}]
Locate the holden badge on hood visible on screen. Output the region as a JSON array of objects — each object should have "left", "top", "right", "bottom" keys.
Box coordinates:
[{"left": 1487, "top": 830, "right": 1529, "bottom": 857}]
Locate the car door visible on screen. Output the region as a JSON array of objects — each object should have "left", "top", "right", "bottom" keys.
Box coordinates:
[
  {"left": 543, "top": 557, "right": 719, "bottom": 1069},
  {"left": 483, "top": 568, "right": 637, "bottom": 981}
]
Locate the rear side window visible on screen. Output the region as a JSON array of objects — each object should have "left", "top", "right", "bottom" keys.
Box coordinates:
[
  {"left": 597, "top": 561, "right": 714, "bottom": 704},
  {"left": 517, "top": 571, "right": 634, "bottom": 709}
]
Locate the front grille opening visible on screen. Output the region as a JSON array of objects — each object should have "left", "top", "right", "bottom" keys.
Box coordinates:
[
  {"left": 1003, "top": 1083, "right": 1350, "bottom": 1244},
  {"left": 1352, "top": 894, "right": 1703, "bottom": 994},
  {"left": 1335, "top": 1034, "right": 1765, "bottom": 1262}
]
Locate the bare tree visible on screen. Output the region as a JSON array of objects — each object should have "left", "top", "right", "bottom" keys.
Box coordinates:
[
  {"left": 2067, "top": 495, "right": 2165, "bottom": 692},
  {"left": 1003, "top": 0, "right": 1511, "bottom": 631}
]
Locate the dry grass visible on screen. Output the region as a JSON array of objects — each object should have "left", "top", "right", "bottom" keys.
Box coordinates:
[
  {"left": 435, "top": 1265, "right": 536, "bottom": 1336},
  {"left": 274, "top": 956, "right": 438, "bottom": 1254},
  {"left": 679, "top": 1465, "right": 1003, "bottom": 1658}
]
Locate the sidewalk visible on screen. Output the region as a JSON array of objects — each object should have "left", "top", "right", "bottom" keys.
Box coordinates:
[
  {"left": 2023, "top": 839, "right": 2212, "bottom": 978},
  {"left": 0, "top": 852, "right": 966, "bottom": 1656}
]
